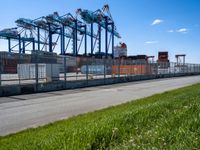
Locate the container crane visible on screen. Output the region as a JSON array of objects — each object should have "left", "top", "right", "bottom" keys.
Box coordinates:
[
  {"left": 0, "top": 28, "right": 19, "bottom": 53},
  {"left": 15, "top": 16, "right": 74, "bottom": 53},
  {"left": 0, "top": 27, "right": 36, "bottom": 53},
  {"left": 15, "top": 18, "right": 36, "bottom": 30},
  {"left": 175, "top": 54, "right": 186, "bottom": 66},
  {"left": 0, "top": 5, "right": 121, "bottom": 57},
  {"left": 77, "top": 4, "right": 121, "bottom": 57},
  {"left": 0, "top": 28, "right": 18, "bottom": 38},
  {"left": 15, "top": 18, "right": 50, "bottom": 53},
  {"left": 44, "top": 12, "right": 96, "bottom": 55},
  {"left": 77, "top": 7, "right": 121, "bottom": 38},
  {"left": 46, "top": 12, "right": 95, "bottom": 37}
]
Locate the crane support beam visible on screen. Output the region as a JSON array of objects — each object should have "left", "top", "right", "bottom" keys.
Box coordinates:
[
  {"left": 91, "top": 23, "right": 93, "bottom": 55},
  {"left": 112, "top": 22, "right": 114, "bottom": 58},
  {"left": 37, "top": 27, "right": 40, "bottom": 51},
  {"left": 105, "top": 17, "right": 108, "bottom": 58},
  {"left": 98, "top": 25, "right": 101, "bottom": 54},
  {"left": 18, "top": 35, "right": 21, "bottom": 53},
  {"left": 84, "top": 25, "right": 87, "bottom": 55},
  {"left": 48, "top": 24, "right": 53, "bottom": 52},
  {"left": 8, "top": 38, "right": 11, "bottom": 52}
]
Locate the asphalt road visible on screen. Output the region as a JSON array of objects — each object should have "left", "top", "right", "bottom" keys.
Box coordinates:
[{"left": 0, "top": 76, "right": 200, "bottom": 136}]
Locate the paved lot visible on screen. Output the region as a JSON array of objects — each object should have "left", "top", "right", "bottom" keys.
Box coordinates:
[{"left": 0, "top": 76, "right": 200, "bottom": 136}]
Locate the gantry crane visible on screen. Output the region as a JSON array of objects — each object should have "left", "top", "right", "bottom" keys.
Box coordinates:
[
  {"left": 0, "top": 5, "right": 121, "bottom": 58},
  {"left": 44, "top": 12, "right": 97, "bottom": 55},
  {"left": 77, "top": 4, "right": 121, "bottom": 58},
  {"left": 175, "top": 54, "right": 186, "bottom": 66},
  {"left": 15, "top": 17, "right": 73, "bottom": 54}
]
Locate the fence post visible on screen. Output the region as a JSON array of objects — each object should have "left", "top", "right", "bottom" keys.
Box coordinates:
[
  {"left": 0, "top": 56, "right": 1, "bottom": 86},
  {"left": 130, "top": 59, "right": 133, "bottom": 80},
  {"left": 64, "top": 56, "right": 67, "bottom": 88},
  {"left": 199, "top": 65, "right": 200, "bottom": 74},
  {"left": 95, "top": 58, "right": 97, "bottom": 79},
  {"left": 169, "top": 62, "right": 171, "bottom": 77},
  {"left": 146, "top": 61, "right": 148, "bottom": 77},
  {"left": 76, "top": 57, "right": 78, "bottom": 81},
  {"left": 0, "top": 53, "right": 2, "bottom": 87},
  {"left": 173, "top": 62, "right": 175, "bottom": 77},
  {"left": 196, "top": 64, "right": 197, "bottom": 74},
  {"left": 104, "top": 58, "right": 106, "bottom": 84},
  {"left": 193, "top": 64, "right": 195, "bottom": 74},
  {"left": 189, "top": 64, "right": 191, "bottom": 74},
  {"left": 86, "top": 57, "right": 89, "bottom": 85},
  {"left": 35, "top": 54, "right": 38, "bottom": 92},
  {"left": 155, "top": 62, "right": 158, "bottom": 77},
  {"left": 167, "top": 62, "right": 169, "bottom": 77},
  {"left": 168, "top": 62, "right": 170, "bottom": 77},
  {"left": 191, "top": 64, "right": 193, "bottom": 74},
  {"left": 18, "top": 54, "right": 21, "bottom": 85},
  {"left": 140, "top": 61, "right": 142, "bottom": 80},
  {"left": 148, "top": 61, "right": 151, "bottom": 78},
  {"left": 124, "top": 59, "right": 127, "bottom": 79},
  {"left": 118, "top": 58, "right": 120, "bottom": 80}
]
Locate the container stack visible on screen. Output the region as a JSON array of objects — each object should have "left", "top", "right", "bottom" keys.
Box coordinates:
[{"left": 114, "top": 43, "right": 127, "bottom": 58}]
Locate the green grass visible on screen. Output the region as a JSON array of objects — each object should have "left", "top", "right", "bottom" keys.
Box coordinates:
[{"left": 1, "top": 84, "right": 200, "bottom": 150}]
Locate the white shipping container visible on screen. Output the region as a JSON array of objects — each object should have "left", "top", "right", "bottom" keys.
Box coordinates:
[
  {"left": 81, "top": 65, "right": 111, "bottom": 75},
  {"left": 17, "top": 64, "right": 60, "bottom": 82},
  {"left": 114, "top": 46, "right": 127, "bottom": 58}
]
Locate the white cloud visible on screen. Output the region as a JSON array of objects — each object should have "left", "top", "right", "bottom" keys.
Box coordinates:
[
  {"left": 167, "top": 28, "right": 189, "bottom": 34},
  {"left": 145, "top": 41, "right": 158, "bottom": 44},
  {"left": 168, "top": 29, "right": 174, "bottom": 33},
  {"left": 151, "top": 19, "right": 164, "bottom": 25},
  {"left": 176, "top": 28, "right": 188, "bottom": 33}
]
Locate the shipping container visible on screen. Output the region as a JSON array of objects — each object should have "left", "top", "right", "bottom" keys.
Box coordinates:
[
  {"left": 114, "top": 43, "right": 127, "bottom": 58},
  {"left": 158, "top": 52, "right": 168, "bottom": 60},
  {"left": 17, "top": 63, "right": 60, "bottom": 82},
  {"left": 112, "top": 64, "right": 152, "bottom": 75},
  {"left": 81, "top": 65, "right": 111, "bottom": 75},
  {"left": 0, "top": 52, "right": 31, "bottom": 74}
]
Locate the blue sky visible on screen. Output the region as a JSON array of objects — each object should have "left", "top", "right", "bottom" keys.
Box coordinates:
[{"left": 0, "top": 0, "right": 200, "bottom": 63}]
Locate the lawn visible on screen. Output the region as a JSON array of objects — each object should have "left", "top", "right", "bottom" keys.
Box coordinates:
[{"left": 0, "top": 83, "right": 200, "bottom": 150}]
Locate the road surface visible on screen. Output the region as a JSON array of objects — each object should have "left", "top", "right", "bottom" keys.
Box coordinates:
[{"left": 0, "top": 76, "right": 200, "bottom": 136}]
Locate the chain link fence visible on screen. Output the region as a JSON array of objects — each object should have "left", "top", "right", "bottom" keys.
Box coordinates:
[{"left": 0, "top": 52, "right": 200, "bottom": 94}]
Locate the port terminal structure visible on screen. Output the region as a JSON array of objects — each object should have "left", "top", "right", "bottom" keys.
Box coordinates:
[{"left": 0, "top": 5, "right": 121, "bottom": 58}]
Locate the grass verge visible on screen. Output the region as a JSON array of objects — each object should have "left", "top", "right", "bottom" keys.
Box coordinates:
[{"left": 0, "top": 83, "right": 200, "bottom": 149}]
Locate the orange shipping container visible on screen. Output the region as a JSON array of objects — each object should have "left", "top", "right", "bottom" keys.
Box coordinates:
[{"left": 112, "top": 65, "right": 151, "bottom": 75}]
